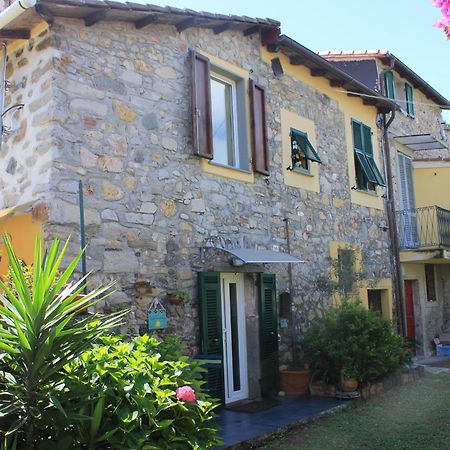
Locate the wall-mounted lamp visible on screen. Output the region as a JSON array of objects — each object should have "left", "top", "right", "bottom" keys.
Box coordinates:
[{"left": 230, "top": 258, "right": 245, "bottom": 267}]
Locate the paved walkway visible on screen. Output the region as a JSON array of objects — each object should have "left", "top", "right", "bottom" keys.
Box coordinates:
[
  {"left": 216, "top": 395, "right": 346, "bottom": 449},
  {"left": 413, "top": 355, "right": 450, "bottom": 374}
]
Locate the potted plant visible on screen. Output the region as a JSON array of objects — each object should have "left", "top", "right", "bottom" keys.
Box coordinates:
[
  {"left": 339, "top": 364, "right": 359, "bottom": 392},
  {"left": 166, "top": 289, "right": 190, "bottom": 305},
  {"left": 279, "top": 357, "right": 310, "bottom": 395}
]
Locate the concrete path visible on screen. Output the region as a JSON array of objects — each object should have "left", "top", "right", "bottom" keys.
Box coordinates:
[{"left": 412, "top": 355, "right": 450, "bottom": 374}]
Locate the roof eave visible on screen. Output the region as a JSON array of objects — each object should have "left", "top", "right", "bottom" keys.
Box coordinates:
[{"left": 267, "top": 35, "right": 394, "bottom": 114}]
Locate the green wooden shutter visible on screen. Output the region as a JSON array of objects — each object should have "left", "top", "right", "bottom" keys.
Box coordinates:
[
  {"left": 405, "top": 83, "right": 415, "bottom": 117},
  {"left": 384, "top": 71, "right": 395, "bottom": 99},
  {"left": 258, "top": 273, "right": 279, "bottom": 397},
  {"left": 198, "top": 272, "right": 224, "bottom": 400}
]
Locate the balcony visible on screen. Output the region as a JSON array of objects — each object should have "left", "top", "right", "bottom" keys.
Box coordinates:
[{"left": 396, "top": 206, "right": 450, "bottom": 250}]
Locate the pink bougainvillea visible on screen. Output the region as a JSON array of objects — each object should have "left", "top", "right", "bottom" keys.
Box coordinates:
[
  {"left": 433, "top": 0, "right": 450, "bottom": 38},
  {"left": 176, "top": 386, "right": 196, "bottom": 403}
]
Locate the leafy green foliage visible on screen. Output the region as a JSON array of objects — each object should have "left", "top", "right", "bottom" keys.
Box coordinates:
[
  {"left": 302, "top": 301, "right": 411, "bottom": 385},
  {"left": 48, "top": 334, "right": 221, "bottom": 449},
  {"left": 0, "top": 235, "right": 126, "bottom": 449}
]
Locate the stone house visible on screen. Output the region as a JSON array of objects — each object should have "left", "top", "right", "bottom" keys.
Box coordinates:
[
  {"left": 321, "top": 50, "right": 450, "bottom": 356},
  {"left": 0, "top": 1, "right": 395, "bottom": 403}
]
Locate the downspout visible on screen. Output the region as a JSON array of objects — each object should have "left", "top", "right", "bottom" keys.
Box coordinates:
[
  {"left": 382, "top": 109, "right": 405, "bottom": 336},
  {"left": 379, "top": 59, "right": 405, "bottom": 335},
  {"left": 283, "top": 217, "right": 297, "bottom": 357}
]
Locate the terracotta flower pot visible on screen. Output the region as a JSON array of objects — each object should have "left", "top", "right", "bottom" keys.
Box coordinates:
[
  {"left": 341, "top": 377, "right": 359, "bottom": 392},
  {"left": 167, "top": 295, "right": 183, "bottom": 305},
  {"left": 279, "top": 369, "right": 310, "bottom": 395}
]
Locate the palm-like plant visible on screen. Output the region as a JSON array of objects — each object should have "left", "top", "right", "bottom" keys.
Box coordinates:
[{"left": 0, "top": 236, "right": 126, "bottom": 449}]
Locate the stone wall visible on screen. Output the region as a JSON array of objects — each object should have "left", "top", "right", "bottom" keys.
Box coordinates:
[
  {"left": 0, "top": 28, "right": 56, "bottom": 210},
  {"left": 5, "top": 17, "right": 392, "bottom": 356}
]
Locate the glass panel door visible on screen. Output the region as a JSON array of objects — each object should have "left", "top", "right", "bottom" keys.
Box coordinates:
[{"left": 221, "top": 273, "right": 248, "bottom": 404}]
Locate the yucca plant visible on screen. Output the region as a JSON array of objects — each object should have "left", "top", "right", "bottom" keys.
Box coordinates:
[{"left": 0, "top": 235, "right": 126, "bottom": 449}]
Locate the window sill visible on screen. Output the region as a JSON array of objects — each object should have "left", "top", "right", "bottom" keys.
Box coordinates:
[
  {"left": 292, "top": 168, "right": 314, "bottom": 177},
  {"left": 201, "top": 159, "right": 255, "bottom": 184},
  {"left": 354, "top": 187, "right": 379, "bottom": 197},
  {"left": 208, "top": 161, "right": 252, "bottom": 174}
]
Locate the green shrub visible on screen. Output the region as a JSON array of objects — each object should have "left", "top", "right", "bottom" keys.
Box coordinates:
[
  {"left": 48, "top": 334, "right": 221, "bottom": 449},
  {"left": 302, "top": 301, "right": 411, "bottom": 385},
  {"left": 0, "top": 236, "right": 220, "bottom": 449},
  {"left": 0, "top": 235, "right": 125, "bottom": 449}
]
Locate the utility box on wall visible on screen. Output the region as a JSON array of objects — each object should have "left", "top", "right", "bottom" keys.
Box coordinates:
[{"left": 279, "top": 292, "right": 292, "bottom": 319}]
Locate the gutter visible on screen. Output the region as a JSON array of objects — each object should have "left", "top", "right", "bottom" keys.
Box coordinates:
[
  {"left": 0, "top": 0, "right": 36, "bottom": 29},
  {"left": 271, "top": 35, "right": 394, "bottom": 113}
]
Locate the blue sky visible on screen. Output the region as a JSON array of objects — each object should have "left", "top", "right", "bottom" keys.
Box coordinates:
[{"left": 136, "top": 0, "right": 450, "bottom": 122}]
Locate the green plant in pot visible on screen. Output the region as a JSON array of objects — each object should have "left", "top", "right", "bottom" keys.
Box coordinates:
[
  {"left": 167, "top": 289, "right": 190, "bottom": 305},
  {"left": 340, "top": 363, "right": 359, "bottom": 392}
]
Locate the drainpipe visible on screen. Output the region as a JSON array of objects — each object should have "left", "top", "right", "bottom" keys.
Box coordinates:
[
  {"left": 0, "top": 0, "right": 36, "bottom": 28},
  {"left": 378, "top": 60, "right": 405, "bottom": 336},
  {"left": 283, "top": 217, "right": 297, "bottom": 357},
  {"left": 382, "top": 110, "right": 405, "bottom": 336}
]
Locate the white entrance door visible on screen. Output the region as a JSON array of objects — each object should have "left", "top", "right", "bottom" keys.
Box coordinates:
[{"left": 221, "top": 273, "right": 248, "bottom": 404}]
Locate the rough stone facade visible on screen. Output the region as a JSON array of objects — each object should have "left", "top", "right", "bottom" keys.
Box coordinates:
[
  {"left": 0, "top": 27, "right": 56, "bottom": 210},
  {"left": 1, "top": 17, "right": 393, "bottom": 367}
]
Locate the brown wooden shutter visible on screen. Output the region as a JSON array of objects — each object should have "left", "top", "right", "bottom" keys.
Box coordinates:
[
  {"left": 190, "top": 49, "right": 213, "bottom": 159},
  {"left": 249, "top": 80, "right": 269, "bottom": 175}
]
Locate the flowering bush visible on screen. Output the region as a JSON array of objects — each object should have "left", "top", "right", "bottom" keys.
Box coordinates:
[
  {"left": 176, "top": 385, "right": 197, "bottom": 403},
  {"left": 433, "top": 0, "right": 450, "bottom": 38},
  {"left": 47, "top": 334, "right": 221, "bottom": 449}
]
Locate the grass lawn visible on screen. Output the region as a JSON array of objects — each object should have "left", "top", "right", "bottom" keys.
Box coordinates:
[{"left": 260, "top": 374, "right": 450, "bottom": 450}]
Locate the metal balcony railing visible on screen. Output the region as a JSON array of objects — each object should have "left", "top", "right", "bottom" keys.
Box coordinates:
[{"left": 396, "top": 206, "right": 450, "bottom": 250}]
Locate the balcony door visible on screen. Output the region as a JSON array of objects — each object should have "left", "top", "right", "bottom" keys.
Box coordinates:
[{"left": 397, "top": 152, "right": 419, "bottom": 248}]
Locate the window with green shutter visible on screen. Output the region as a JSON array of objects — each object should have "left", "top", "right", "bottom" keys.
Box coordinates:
[
  {"left": 405, "top": 83, "right": 415, "bottom": 118},
  {"left": 384, "top": 71, "right": 395, "bottom": 99},
  {"left": 352, "top": 119, "right": 385, "bottom": 191},
  {"left": 289, "top": 128, "right": 321, "bottom": 173}
]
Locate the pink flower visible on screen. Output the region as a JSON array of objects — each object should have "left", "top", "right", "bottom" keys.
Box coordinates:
[{"left": 176, "top": 386, "right": 196, "bottom": 403}]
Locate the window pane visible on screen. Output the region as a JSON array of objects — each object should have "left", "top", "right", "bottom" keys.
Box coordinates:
[
  {"left": 362, "top": 125, "right": 373, "bottom": 156},
  {"left": 355, "top": 151, "right": 377, "bottom": 185},
  {"left": 368, "top": 290, "right": 383, "bottom": 315},
  {"left": 352, "top": 121, "right": 363, "bottom": 151},
  {"left": 385, "top": 71, "right": 395, "bottom": 99},
  {"left": 425, "top": 264, "right": 436, "bottom": 302},
  {"left": 211, "top": 77, "right": 235, "bottom": 166},
  {"left": 366, "top": 155, "right": 386, "bottom": 187}
]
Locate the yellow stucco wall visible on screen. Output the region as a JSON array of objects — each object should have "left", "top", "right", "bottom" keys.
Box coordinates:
[
  {"left": 0, "top": 213, "right": 41, "bottom": 278},
  {"left": 328, "top": 241, "right": 393, "bottom": 319},
  {"left": 261, "top": 48, "right": 384, "bottom": 210},
  {"left": 281, "top": 109, "right": 320, "bottom": 192},
  {"left": 7, "top": 22, "right": 49, "bottom": 54},
  {"left": 413, "top": 163, "right": 450, "bottom": 210}
]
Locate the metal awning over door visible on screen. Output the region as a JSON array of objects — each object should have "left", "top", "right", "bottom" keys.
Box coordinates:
[
  {"left": 394, "top": 134, "right": 446, "bottom": 151},
  {"left": 208, "top": 247, "right": 304, "bottom": 264}
]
